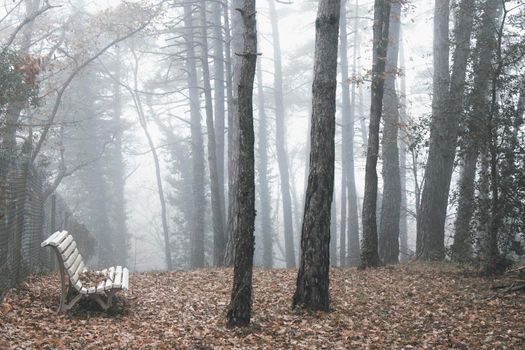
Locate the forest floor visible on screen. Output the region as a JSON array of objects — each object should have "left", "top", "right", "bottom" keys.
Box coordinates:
[{"left": 1, "top": 263, "right": 524, "bottom": 349}]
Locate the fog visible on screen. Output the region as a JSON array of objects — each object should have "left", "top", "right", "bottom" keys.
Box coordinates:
[{"left": 1, "top": 0, "right": 523, "bottom": 274}]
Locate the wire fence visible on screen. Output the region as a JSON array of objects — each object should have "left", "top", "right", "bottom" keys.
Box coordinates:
[
  {"left": 0, "top": 152, "right": 44, "bottom": 297},
  {"left": 0, "top": 152, "right": 94, "bottom": 298}
]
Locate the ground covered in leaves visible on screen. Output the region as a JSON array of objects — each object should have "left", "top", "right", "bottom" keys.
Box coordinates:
[{"left": 1, "top": 264, "right": 524, "bottom": 349}]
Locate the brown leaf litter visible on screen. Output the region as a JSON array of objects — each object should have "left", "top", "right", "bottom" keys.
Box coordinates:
[{"left": 0, "top": 263, "right": 524, "bottom": 349}]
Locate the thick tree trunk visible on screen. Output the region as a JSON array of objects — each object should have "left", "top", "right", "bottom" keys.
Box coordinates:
[
  {"left": 184, "top": 3, "right": 206, "bottom": 268},
  {"left": 416, "top": 0, "right": 475, "bottom": 260},
  {"left": 256, "top": 54, "right": 273, "bottom": 268},
  {"left": 360, "top": 0, "right": 390, "bottom": 268},
  {"left": 452, "top": 0, "right": 500, "bottom": 263},
  {"left": 416, "top": 0, "right": 451, "bottom": 261},
  {"left": 292, "top": 0, "right": 340, "bottom": 311},
  {"left": 224, "top": 0, "right": 243, "bottom": 266},
  {"left": 268, "top": 0, "right": 296, "bottom": 268},
  {"left": 378, "top": 2, "right": 401, "bottom": 265},
  {"left": 200, "top": 1, "right": 226, "bottom": 266},
  {"left": 226, "top": 0, "right": 257, "bottom": 328}
]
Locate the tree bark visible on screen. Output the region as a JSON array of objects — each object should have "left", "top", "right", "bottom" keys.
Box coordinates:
[
  {"left": 452, "top": 0, "right": 500, "bottom": 263},
  {"left": 226, "top": 0, "right": 257, "bottom": 328},
  {"left": 416, "top": 0, "right": 475, "bottom": 260},
  {"left": 398, "top": 29, "right": 409, "bottom": 262},
  {"left": 184, "top": 3, "right": 206, "bottom": 268},
  {"left": 378, "top": 1, "right": 401, "bottom": 265},
  {"left": 292, "top": 0, "right": 340, "bottom": 311},
  {"left": 224, "top": 0, "right": 243, "bottom": 266},
  {"left": 268, "top": 0, "right": 296, "bottom": 268},
  {"left": 346, "top": 0, "right": 361, "bottom": 267},
  {"left": 256, "top": 52, "right": 273, "bottom": 268},
  {"left": 360, "top": 0, "right": 390, "bottom": 268},
  {"left": 330, "top": 196, "right": 338, "bottom": 266},
  {"left": 212, "top": 0, "right": 226, "bottom": 227},
  {"left": 200, "top": 0, "right": 226, "bottom": 266}
]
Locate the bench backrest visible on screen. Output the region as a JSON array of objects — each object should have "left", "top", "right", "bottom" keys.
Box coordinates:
[{"left": 41, "top": 230, "right": 86, "bottom": 291}]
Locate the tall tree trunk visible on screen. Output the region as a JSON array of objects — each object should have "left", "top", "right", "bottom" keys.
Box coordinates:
[
  {"left": 355, "top": 0, "right": 367, "bottom": 149},
  {"left": 416, "top": 0, "right": 475, "bottom": 260},
  {"left": 338, "top": 0, "right": 349, "bottom": 268},
  {"left": 184, "top": 3, "right": 206, "bottom": 268},
  {"left": 127, "top": 49, "right": 172, "bottom": 270},
  {"left": 256, "top": 51, "right": 273, "bottom": 268},
  {"left": 346, "top": 0, "right": 361, "bottom": 266},
  {"left": 452, "top": 0, "right": 500, "bottom": 263},
  {"left": 212, "top": 0, "right": 226, "bottom": 225},
  {"left": 484, "top": 1, "right": 506, "bottom": 273},
  {"left": 339, "top": 172, "right": 346, "bottom": 266},
  {"left": 224, "top": 0, "right": 243, "bottom": 266},
  {"left": 360, "top": 0, "right": 390, "bottom": 268},
  {"left": 200, "top": 1, "right": 226, "bottom": 266},
  {"left": 110, "top": 46, "right": 128, "bottom": 265},
  {"left": 226, "top": 0, "right": 257, "bottom": 327},
  {"left": 330, "top": 196, "right": 337, "bottom": 266},
  {"left": 268, "top": 0, "right": 295, "bottom": 268},
  {"left": 398, "top": 29, "right": 409, "bottom": 262},
  {"left": 378, "top": 2, "right": 401, "bottom": 265},
  {"left": 292, "top": 0, "right": 340, "bottom": 311}
]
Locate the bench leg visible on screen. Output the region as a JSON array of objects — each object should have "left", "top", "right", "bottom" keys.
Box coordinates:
[
  {"left": 62, "top": 293, "right": 82, "bottom": 312},
  {"left": 91, "top": 290, "right": 115, "bottom": 310}
]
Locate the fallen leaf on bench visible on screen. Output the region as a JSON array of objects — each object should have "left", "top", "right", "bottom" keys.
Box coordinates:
[{"left": 79, "top": 271, "right": 108, "bottom": 287}]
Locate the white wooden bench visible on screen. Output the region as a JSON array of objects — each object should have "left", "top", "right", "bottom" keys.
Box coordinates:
[{"left": 41, "top": 230, "right": 129, "bottom": 312}]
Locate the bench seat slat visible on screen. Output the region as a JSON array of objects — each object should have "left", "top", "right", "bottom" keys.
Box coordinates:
[
  {"left": 105, "top": 267, "right": 115, "bottom": 291},
  {"left": 57, "top": 235, "right": 74, "bottom": 255},
  {"left": 64, "top": 248, "right": 79, "bottom": 270},
  {"left": 61, "top": 241, "right": 77, "bottom": 262},
  {"left": 122, "top": 268, "right": 129, "bottom": 292},
  {"left": 114, "top": 266, "right": 123, "bottom": 288},
  {"left": 41, "top": 230, "right": 68, "bottom": 248}
]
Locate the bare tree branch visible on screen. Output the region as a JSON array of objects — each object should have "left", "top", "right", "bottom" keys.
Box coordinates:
[{"left": 31, "top": 20, "right": 151, "bottom": 164}]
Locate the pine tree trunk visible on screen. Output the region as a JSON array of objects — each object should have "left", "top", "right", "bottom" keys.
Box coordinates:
[
  {"left": 378, "top": 2, "right": 401, "bottom": 265},
  {"left": 226, "top": 0, "right": 257, "bottom": 328},
  {"left": 330, "top": 197, "right": 337, "bottom": 266},
  {"left": 111, "top": 46, "right": 128, "bottom": 265},
  {"left": 398, "top": 31, "right": 409, "bottom": 262},
  {"left": 346, "top": 0, "right": 361, "bottom": 267},
  {"left": 360, "top": 0, "right": 390, "bottom": 268},
  {"left": 338, "top": 0, "right": 350, "bottom": 267},
  {"left": 452, "top": 0, "right": 500, "bottom": 263},
  {"left": 292, "top": 0, "right": 340, "bottom": 311},
  {"left": 184, "top": 3, "right": 206, "bottom": 268},
  {"left": 416, "top": 0, "right": 475, "bottom": 260},
  {"left": 256, "top": 54, "right": 273, "bottom": 268},
  {"left": 224, "top": 0, "right": 243, "bottom": 266},
  {"left": 268, "top": 0, "right": 296, "bottom": 268},
  {"left": 200, "top": 1, "right": 226, "bottom": 267},
  {"left": 212, "top": 0, "right": 226, "bottom": 226}
]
